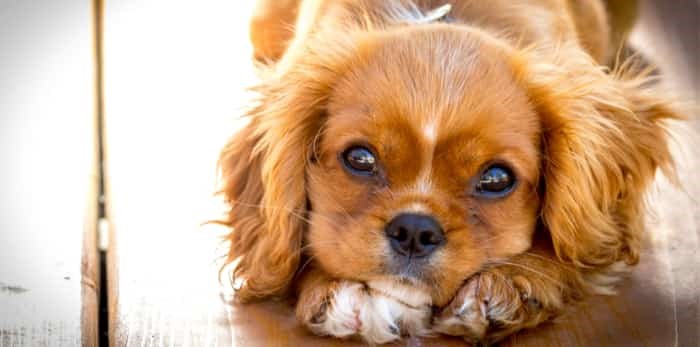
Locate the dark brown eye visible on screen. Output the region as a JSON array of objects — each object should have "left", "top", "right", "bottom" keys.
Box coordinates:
[
  {"left": 476, "top": 165, "right": 515, "bottom": 197},
  {"left": 342, "top": 146, "right": 377, "bottom": 175}
]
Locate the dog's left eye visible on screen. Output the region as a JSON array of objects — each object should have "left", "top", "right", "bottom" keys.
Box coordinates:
[
  {"left": 475, "top": 165, "right": 516, "bottom": 197},
  {"left": 342, "top": 146, "right": 377, "bottom": 175}
]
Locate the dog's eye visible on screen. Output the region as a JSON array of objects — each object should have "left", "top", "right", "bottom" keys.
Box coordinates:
[
  {"left": 342, "top": 146, "right": 377, "bottom": 174},
  {"left": 475, "top": 165, "right": 515, "bottom": 197}
]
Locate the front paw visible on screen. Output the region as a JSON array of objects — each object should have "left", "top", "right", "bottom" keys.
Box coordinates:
[
  {"left": 297, "top": 280, "right": 432, "bottom": 344},
  {"left": 433, "top": 270, "right": 555, "bottom": 344}
]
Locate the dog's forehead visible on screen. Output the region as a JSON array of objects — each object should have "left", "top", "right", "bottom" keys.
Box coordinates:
[{"left": 328, "top": 28, "right": 536, "bottom": 148}]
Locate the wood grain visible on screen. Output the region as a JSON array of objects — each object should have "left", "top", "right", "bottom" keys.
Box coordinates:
[
  {"left": 0, "top": 1, "right": 100, "bottom": 346},
  {"left": 626, "top": 2, "right": 700, "bottom": 346},
  {"left": 102, "top": 0, "right": 698, "bottom": 346}
]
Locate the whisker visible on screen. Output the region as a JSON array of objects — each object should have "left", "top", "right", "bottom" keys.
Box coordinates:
[
  {"left": 305, "top": 173, "right": 363, "bottom": 227},
  {"left": 227, "top": 196, "right": 374, "bottom": 265},
  {"left": 487, "top": 260, "right": 562, "bottom": 286},
  {"left": 226, "top": 200, "right": 353, "bottom": 231},
  {"left": 294, "top": 254, "right": 317, "bottom": 281},
  {"left": 226, "top": 200, "right": 315, "bottom": 224},
  {"left": 298, "top": 239, "right": 344, "bottom": 253},
  {"left": 519, "top": 252, "right": 578, "bottom": 274}
]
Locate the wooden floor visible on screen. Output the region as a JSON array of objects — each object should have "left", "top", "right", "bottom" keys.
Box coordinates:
[
  {"left": 1, "top": 0, "right": 697, "bottom": 346},
  {"left": 0, "top": 1, "right": 99, "bottom": 345}
]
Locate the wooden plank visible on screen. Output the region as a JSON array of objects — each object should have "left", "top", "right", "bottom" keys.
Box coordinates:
[
  {"left": 0, "top": 1, "right": 100, "bottom": 346},
  {"left": 626, "top": 1, "right": 700, "bottom": 346},
  {"left": 102, "top": 0, "right": 698, "bottom": 346},
  {"left": 101, "top": 1, "right": 257, "bottom": 345}
]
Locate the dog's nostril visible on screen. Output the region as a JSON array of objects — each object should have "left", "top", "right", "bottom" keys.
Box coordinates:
[
  {"left": 419, "top": 230, "right": 442, "bottom": 245},
  {"left": 396, "top": 227, "right": 409, "bottom": 242},
  {"left": 385, "top": 213, "right": 445, "bottom": 257}
]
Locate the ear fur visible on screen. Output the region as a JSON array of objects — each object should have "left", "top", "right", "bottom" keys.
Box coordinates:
[
  {"left": 219, "top": 119, "right": 299, "bottom": 301},
  {"left": 219, "top": 28, "right": 360, "bottom": 301},
  {"left": 218, "top": 97, "right": 323, "bottom": 301},
  {"left": 514, "top": 45, "right": 681, "bottom": 268}
]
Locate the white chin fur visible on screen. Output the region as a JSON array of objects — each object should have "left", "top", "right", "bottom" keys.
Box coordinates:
[{"left": 310, "top": 279, "right": 433, "bottom": 344}]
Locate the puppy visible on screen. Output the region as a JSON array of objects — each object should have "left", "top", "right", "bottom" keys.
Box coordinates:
[{"left": 220, "top": 0, "right": 681, "bottom": 344}]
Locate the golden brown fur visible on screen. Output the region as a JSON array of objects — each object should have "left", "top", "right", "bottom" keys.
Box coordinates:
[{"left": 220, "top": 0, "right": 681, "bottom": 343}]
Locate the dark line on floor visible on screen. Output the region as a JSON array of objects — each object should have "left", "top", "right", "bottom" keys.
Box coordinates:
[{"left": 93, "top": 0, "right": 108, "bottom": 345}]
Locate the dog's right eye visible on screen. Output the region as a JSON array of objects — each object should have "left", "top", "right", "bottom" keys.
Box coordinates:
[{"left": 341, "top": 146, "right": 377, "bottom": 175}]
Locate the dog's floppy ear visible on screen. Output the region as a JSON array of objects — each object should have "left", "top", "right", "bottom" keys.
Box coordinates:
[
  {"left": 218, "top": 117, "right": 298, "bottom": 302},
  {"left": 219, "top": 96, "right": 322, "bottom": 301},
  {"left": 219, "top": 104, "right": 319, "bottom": 301},
  {"left": 515, "top": 46, "right": 681, "bottom": 268},
  {"left": 219, "top": 33, "right": 357, "bottom": 301}
]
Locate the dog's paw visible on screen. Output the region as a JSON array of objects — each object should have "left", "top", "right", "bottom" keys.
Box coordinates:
[
  {"left": 297, "top": 279, "right": 432, "bottom": 344},
  {"left": 433, "top": 270, "right": 555, "bottom": 344}
]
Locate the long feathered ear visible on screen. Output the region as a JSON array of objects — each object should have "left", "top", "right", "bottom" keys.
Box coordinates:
[
  {"left": 219, "top": 104, "right": 319, "bottom": 302},
  {"left": 514, "top": 46, "right": 682, "bottom": 268},
  {"left": 219, "top": 27, "right": 359, "bottom": 301},
  {"left": 218, "top": 118, "right": 293, "bottom": 302},
  {"left": 218, "top": 98, "right": 321, "bottom": 301}
]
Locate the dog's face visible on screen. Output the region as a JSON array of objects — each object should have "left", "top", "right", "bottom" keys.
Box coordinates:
[
  {"left": 220, "top": 23, "right": 676, "bottom": 305},
  {"left": 306, "top": 28, "right": 540, "bottom": 304}
]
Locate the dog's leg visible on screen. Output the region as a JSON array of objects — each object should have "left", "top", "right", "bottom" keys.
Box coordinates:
[
  {"left": 296, "top": 268, "right": 432, "bottom": 344},
  {"left": 433, "top": 244, "right": 625, "bottom": 344}
]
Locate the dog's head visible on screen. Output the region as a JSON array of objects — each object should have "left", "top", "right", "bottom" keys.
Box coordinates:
[{"left": 220, "top": 10, "right": 678, "bottom": 305}]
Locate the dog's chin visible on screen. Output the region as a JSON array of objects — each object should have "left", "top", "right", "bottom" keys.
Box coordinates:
[{"left": 366, "top": 276, "right": 433, "bottom": 308}]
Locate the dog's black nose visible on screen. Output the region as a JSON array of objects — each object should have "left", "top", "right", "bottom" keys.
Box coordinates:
[{"left": 385, "top": 214, "right": 445, "bottom": 258}]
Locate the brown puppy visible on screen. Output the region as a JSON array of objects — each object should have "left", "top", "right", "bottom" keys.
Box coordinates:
[{"left": 221, "top": 0, "right": 680, "bottom": 344}]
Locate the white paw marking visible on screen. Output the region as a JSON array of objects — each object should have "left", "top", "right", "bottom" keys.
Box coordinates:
[{"left": 308, "top": 280, "right": 432, "bottom": 344}]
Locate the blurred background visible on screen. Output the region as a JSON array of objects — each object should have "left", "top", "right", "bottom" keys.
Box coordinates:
[{"left": 0, "top": 0, "right": 697, "bottom": 346}]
